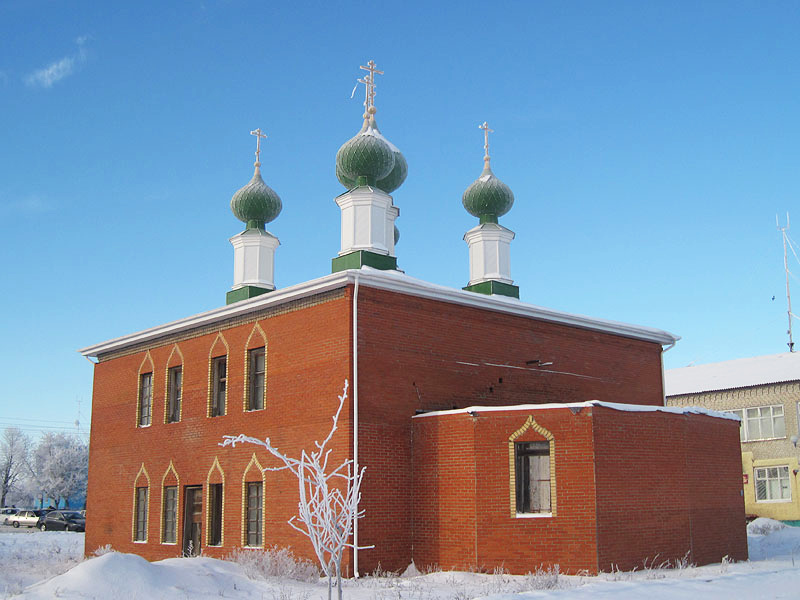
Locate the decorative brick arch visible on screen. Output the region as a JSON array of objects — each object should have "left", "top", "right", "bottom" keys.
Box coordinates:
[
  {"left": 241, "top": 453, "right": 266, "bottom": 546},
  {"left": 138, "top": 350, "right": 155, "bottom": 375},
  {"left": 165, "top": 344, "right": 184, "bottom": 368},
  {"left": 206, "top": 457, "right": 226, "bottom": 547},
  {"left": 161, "top": 461, "right": 179, "bottom": 488},
  {"left": 507, "top": 416, "right": 556, "bottom": 517},
  {"left": 243, "top": 323, "right": 268, "bottom": 411}
]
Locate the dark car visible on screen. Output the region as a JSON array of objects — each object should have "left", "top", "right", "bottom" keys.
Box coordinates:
[{"left": 37, "top": 510, "right": 85, "bottom": 532}]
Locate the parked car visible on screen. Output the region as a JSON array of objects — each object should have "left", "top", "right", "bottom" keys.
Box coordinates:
[
  {"left": 10, "top": 510, "right": 48, "bottom": 528},
  {"left": 1, "top": 508, "right": 20, "bottom": 525},
  {"left": 37, "top": 510, "right": 85, "bottom": 532}
]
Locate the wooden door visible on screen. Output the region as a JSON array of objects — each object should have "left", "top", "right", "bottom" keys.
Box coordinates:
[{"left": 183, "top": 486, "right": 202, "bottom": 556}]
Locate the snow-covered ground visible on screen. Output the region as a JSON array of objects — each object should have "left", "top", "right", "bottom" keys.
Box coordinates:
[{"left": 2, "top": 519, "right": 800, "bottom": 599}]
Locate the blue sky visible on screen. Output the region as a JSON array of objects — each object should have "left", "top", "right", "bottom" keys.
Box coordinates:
[{"left": 2, "top": 1, "right": 799, "bottom": 436}]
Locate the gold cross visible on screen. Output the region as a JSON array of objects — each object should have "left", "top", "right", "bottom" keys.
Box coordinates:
[
  {"left": 358, "top": 60, "right": 384, "bottom": 114},
  {"left": 479, "top": 121, "right": 494, "bottom": 161},
  {"left": 250, "top": 128, "right": 267, "bottom": 165}
]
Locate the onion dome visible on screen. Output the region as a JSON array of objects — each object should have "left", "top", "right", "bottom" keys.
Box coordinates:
[
  {"left": 369, "top": 116, "right": 407, "bottom": 194},
  {"left": 335, "top": 116, "right": 407, "bottom": 193},
  {"left": 231, "top": 164, "right": 282, "bottom": 230},
  {"left": 336, "top": 107, "right": 395, "bottom": 188},
  {"left": 462, "top": 122, "right": 514, "bottom": 224}
]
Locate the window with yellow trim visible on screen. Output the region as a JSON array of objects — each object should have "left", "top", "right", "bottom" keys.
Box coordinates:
[
  {"left": 245, "top": 481, "right": 263, "bottom": 546},
  {"left": 514, "top": 441, "right": 551, "bottom": 514},
  {"left": 134, "top": 486, "right": 148, "bottom": 541},
  {"left": 138, "top": 373, "right": 153, "bottom": 427},
  {"left": 166, "top": 367, "right": 182, "bottom": 424},
  {"left": 162, "top": 486, "right": 177, "bottom": 543},
  {"left": 208, "top": 483, "right": 223, "bottom": 546},
  {"left": 247, "top": 347, "right": 266, "bottom": 411},
  {"left": 211, "top": 357, "right": 227, "bottom": 417}
]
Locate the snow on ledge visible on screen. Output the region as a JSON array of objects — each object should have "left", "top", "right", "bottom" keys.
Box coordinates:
[{"left": 412, "top": 400, "right": 740, "bottom": 421}]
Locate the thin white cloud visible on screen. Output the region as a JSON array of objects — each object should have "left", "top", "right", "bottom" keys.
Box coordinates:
[{"left": 24, "top": 36, "right": 89, "bottom": 89}]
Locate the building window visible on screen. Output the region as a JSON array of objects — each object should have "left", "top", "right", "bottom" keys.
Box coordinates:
[
  {"left": 166, "top": 366, "right": 182, "bottom": 424},
  {"left": 211, "top": 356, "right": 227, "bottom": 417},
  {"left": 162, "top": 486, "right": 177, "bottom": 543},
  {"left": 134, "top": 486, "right": 148, "bottom": 541},
  {"left": 209, "top": 483, "right": 223, "bottom": 546},
  {"left": 246, "top": 481, "right": 263, "bottom": 547},
  {"left": 728, "top": 405, "right": 785, "bottom": 442},
  {"left": 755, "top": 466, "right": 791, "bottom": 502},
  {"left": 247, "top": 347, "right": 266, "bottom": 411},
  {"left": 515, "top": 441, "right": 551, "bottom": 514},
  {"left": 138, "top": 373, "right": 153, "bottom": 427}
]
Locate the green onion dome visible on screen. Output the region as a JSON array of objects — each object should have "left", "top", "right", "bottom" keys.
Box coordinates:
[
  {"left": 335, "top": 161, "right": 356, "bottom": 190},
  {"left": 462, "top": 160, "right": 514, "bottom": 224},
  {"left": 231, "top": 164, "right": 282, "bottom": 230},
  {"left": 336, "top": 109, "right": 395, "bottom": 188},
  {"left": 368, "top": 116, "right": 407, "bottom": 194}
]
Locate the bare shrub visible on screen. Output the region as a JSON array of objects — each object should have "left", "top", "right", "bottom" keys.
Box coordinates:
[
  {"left": 519, "top": 564, "right": 563, "bottom": 590},
  {"left": 93, "top": 544, "right": 114, "bottom": 556},
  {"left": 748, "top": 518, "right": 787, "bottom": 536},
  {"left": 227, "top": 546, "right": 320, "bottom": 583}
]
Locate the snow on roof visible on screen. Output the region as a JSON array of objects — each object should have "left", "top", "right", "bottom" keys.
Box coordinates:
[
  {"left": 79, "top": 267, "right": 678, "bottom": 359},
  {"left": 412, "top": 400, "right": 739, "bottom": 422},
  {"left": 665, "top": 352, "right": 800, "bottom": 396}
]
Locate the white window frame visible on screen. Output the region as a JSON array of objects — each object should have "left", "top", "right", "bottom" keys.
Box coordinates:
[
  {"left": 726, "top": 405, "right": 785, "bottom": 442},
  {"left": 754, "top": 465, "right": 792, "bottom": 502}
]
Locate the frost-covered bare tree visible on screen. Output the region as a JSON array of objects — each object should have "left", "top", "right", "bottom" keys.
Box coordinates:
[
  {"left": 32, "top": 433, "right": 88, "bottom": 508},
  {"left": 0, "top": 427, "right": 31, "bottom": 507},
  {"left": 221, "top": 380, "right": 370, "bottom": 600}
]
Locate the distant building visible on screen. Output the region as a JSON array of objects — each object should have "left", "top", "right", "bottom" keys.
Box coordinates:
[
  {"left": 666, "top": 352, "right": 800, "bottom": 524},
  {"left": 80, "top": 63, "right": 747, "bottom": 574}
]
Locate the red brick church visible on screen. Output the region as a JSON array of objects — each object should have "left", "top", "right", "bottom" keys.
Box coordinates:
[{"left": 80, "top": 63, "right": 746, "bottom": 575}]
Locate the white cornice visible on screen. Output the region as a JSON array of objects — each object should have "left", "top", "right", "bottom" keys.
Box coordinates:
[{"left": 78, "top": 268, "right": 679, "bottom": 359}]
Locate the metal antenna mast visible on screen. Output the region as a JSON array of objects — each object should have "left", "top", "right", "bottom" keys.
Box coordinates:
[{"left": 777, "top": 213, "right": 795, "bottom": 352}]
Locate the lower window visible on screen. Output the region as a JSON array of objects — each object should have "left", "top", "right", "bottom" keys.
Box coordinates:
[
  {"left": 134, "top": 487, "right": 148, "bottom": 541},
  {"left": 246, "top": 482, "right": 263, "bottom": 547},
  {"left": 162, "top": 486, "right": 177, "bottom": 543},
  {"left": 755, "top": 466, "right": 791, "bottom": 501},
  {"left": 515, "top": 441, "right": 551, "bottom": 514},
  {"left": 209, "top": 483, "right": 223, "bottom": 546}
]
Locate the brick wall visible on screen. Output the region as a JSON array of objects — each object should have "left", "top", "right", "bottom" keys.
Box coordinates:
[
  {"left": 86, "top": 291, "right": 353, "bottom": 562},
  {"left": 593, "top": 407, "right": 748, "bottom": 571},
  {"left": 411, "top": 406, "right": 747, "bottom": 575},
  {"left": 355, "top": 286, "right": 665, "bottom": 573},
  {"left": 86, "top": 281, "right": 674, "bottom": 573}
]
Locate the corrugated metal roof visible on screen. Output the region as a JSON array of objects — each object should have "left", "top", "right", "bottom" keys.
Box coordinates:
[{"left": 665, "top": 352, "right": 800, "bottom": 396}]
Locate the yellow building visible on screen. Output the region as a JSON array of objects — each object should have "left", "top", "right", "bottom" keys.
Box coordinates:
[{"left": 666, "top": 353, "right": 800, "bottom": 524}]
